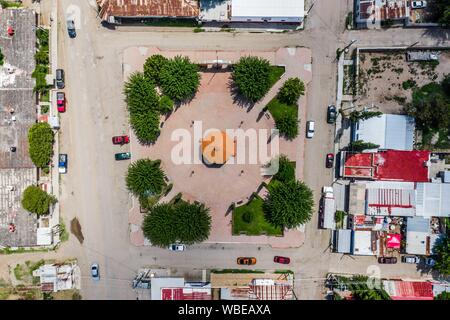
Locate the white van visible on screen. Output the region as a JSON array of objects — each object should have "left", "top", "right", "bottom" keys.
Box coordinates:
[{"left": 306, "top": 120, "right": 315, "bottom": 138}]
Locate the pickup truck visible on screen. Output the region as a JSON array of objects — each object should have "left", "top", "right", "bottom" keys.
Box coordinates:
[{"left": 58, "top": 154, "right": 67, "bottom": 174}]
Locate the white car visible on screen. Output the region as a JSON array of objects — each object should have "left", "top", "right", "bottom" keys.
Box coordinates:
[
  {"left": 306, "top": 120, "right": 315, "bottom": 138},
  {"left": 168, "top": 244, "right": 185, "bottom": 251},
  {"left": 411, "top": 1, "right": 427, "bottom": 9},
  {"left": 401, "top": 255, "right": 420, "bottom": 264}
]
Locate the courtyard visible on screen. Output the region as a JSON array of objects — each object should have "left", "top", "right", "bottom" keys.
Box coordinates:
[{"left": 125, "top": 46, "right": 312, "bottom": 247}]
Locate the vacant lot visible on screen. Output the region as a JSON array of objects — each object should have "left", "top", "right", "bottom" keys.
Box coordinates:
[{"left": 357, "top": 51, "right": 450, "bottom": 114}]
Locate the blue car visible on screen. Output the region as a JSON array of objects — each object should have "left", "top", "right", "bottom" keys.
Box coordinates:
[{"left": 91, "top": 263, "right": 100, "bottom": 281}]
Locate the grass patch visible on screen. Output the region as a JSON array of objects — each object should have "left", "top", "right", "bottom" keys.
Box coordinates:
[
  {"left": 59, "top": 219, "right": 69, "bottom": 242},
  {"left": 268, "top": 66, "right": 285, "bottom": 88},
  {"left": 0, "top": 0, "right": 22, "bottom": 8},
  {"left": 144, "top": 18, "right": 198, "bottom": 27},
  {"left": 193, "top": 27, "right": 205, "bottom": 33},
  {"left": 232, "top": 196, "right": 283, "bottom": 236},
  {"left": 0, "top": 247, "right": 53, "bottom": 255},
  {"left": 266, "top": 97, "right": 299, "bottom": 139},
  {"left": 13, "top": 264, "right": 26, "bottom": 281},
  {"left": 211, "top": 269, "right": 265, "bottom": 274}
]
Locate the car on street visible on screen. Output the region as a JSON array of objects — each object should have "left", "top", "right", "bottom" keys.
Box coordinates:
[
  {"left": 67, "top": 20, "right": 76, "bottom": 38},
  {"left": 237, "top": 257, "right": 257, "bottom": 265},
  {"left": 378, "top": 257, "right": 397, "bottom": 264},
  {"left": 55, "top": 69, "right": 65, "bottom": 89},
  {"left": 306, "top": 120, "right": 315, "bottom": 138},
  {"left": 168, "top": 244, "right": 185, "bottom": 251},
  {"left": 274, "top": 256, "right": 291, "bottom": 264},
  {"left": 56, "top": 92, "right": 65, "bottom": 113},
  {"left": 326, "top": 153, "right": 334, "bottom": 168},
  {"left": 327, "top": 105, "right": 337, "bottom": 124},
  {"left": 425, "top": 257, "right": 436, "bottom": 267},
  {"left": 115, "top": 152, "right": 131, "bottom": 161},
  {"left": 58, "top": 154, "right": 67, "bottom": 174},
  {"left": 401, "top": 255, "right": 420, "bottom": 264},
  {"left": 91, "top": 263, "right": 100, "bottom": 281},
  {"left": 112, "top": 135, "right": 130, "bottom": 145},
  {"left": 411, "top": 1, "right": 427, "bottom": 9}
]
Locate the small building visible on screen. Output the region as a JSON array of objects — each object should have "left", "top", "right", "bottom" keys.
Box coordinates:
[
  {"left": 352, "top": 230, "right": 378, "bottom": 256},
  {"left": 355, "top": 0, "right": 410, "bottom": 27},
  {"left": 352, "top": 114, "right": 415, "bottom": 151},
  {"left": 332, "top": 229, "right": 352, "bottom": 254},
  {"left": 406, "top": 51, "right": 439, "bottom": 62},
  {"left": 383, "top": 280, "right": 434, "bottom": 300},
  {"left": 415, "top": 183, "right": 450, "bottom": 218},
  {"left": 230, "top": 0, "right": 304, "bottom": 23},
  {"left": 33, "top": 263, "right": 79, "bottom": 293},
  {"left": 405, "top": 216, "right": 430, "bottom": 255},
  {"left": 151, "top": 277, "right": 211, "bottom": 300}
]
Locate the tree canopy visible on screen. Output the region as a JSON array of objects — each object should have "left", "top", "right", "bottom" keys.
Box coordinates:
[
  {"left": 277, "top": 78, "right": 305, "bottom": 105},
  {"left": 142, "top": 201, "right": 211, "bottom": 247},
  {"left": 275, "top": 113, "right": 299, "bottom": 140},
  {"left": 432, "top": 235, "right": 450, "bottom": 276},
  {"left": 349, "top": 140, "right": 380, "bottom": 152},
  {"left": 264, "top": 180, "right": 314, "bottom": 229},
  {"left": 232, "top": 56, "right": 271, "bottom": 103},
  {"left": 28, "top": 122, "right": 54, "bottom": 168},
  {"left": 348, "top": 110, "right": 383, "bottom": 123},
  {"left": 273, "top": 155, "right": 296, "bottom": 183},
  {"left": 143, "top": 54, "right": 169, "bottom": 85},
  {"left": 126, "top": 159, "right": 166, "bottom": 198},
  {"left": 21, "top": 185, "right": 57, "bottom": 216},
  {"left": 160, "top": 55, "right": 200, "bottom": 102}
]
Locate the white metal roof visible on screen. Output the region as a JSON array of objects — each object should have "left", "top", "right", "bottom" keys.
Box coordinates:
[
  {"left": 366, "top": 188, "right": 416, "bottom": 216},
  {"left": 151, "top": 277, "right": 185, "bottom": 300},
  {"left": 352, "top": 230, "right": 376, "bottom": 256},
  {"left": 416, "top": 183, "right": 450, "bottom": 218},
  {"left": 335, "top": 229, "right": 352, "bottom": 253},
  {"left": 353, "top": 114, "right": 415, "bottom": 151},
  {"left": 406, "top": 217, "right": 430, "bottom": 255},
  {"left": 322, "top": 197, "right": 336, "bottom": 229},
  {"left": 231, "top": 0, "right": 305, "bottom": 18}
]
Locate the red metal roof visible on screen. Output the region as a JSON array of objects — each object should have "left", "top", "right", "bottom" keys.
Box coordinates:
[
  {"left": 343, "top": 150, "right": 430, "bottom": 182},
  {"left": 391, "top": 281, "right": 433, "bottom": 300},
  {"left": 161, "top": 287, "right": 211, "bottom": 300},
  {"left": 97, "top": 0, "right": 199, "bottom": 20}
]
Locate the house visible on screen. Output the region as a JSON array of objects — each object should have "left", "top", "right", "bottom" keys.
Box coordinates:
[
  {"left": 150, "top": 277, "right": 211, "bottom": 300},
  {"left": 355, "top": 0, "right": 410, "bottom": 28},
  {"left": 352, "top": 114, "right": 415, "bottom": 151},
  {"left": 352, "top": 230, "right": 378, "bottom": 256},
  {"left": 32, "top": 263, "right": 80, "bottom": 292},
  {"left": 340, "top": 150, "right": 430, "bottom": 182},
  {"left": 405, "top": 216, "right": 431, "bottom": 255},
  {"left": 230, "top": 0, "right": 304, "bottom": 23},
  {"left": 382, "top": 280, "right": 434, "bottom": 300},
  {"left": 97, "top": 0, "right": 200, "bottom": 24}
]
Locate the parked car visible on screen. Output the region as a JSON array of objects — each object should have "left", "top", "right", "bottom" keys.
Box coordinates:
[
  {"left": 67, "top": 20, "right": 76, "bottom": 38},
  {"left": 327, "top": 105, "right": 337, "bottom": 124},
  {"left": 56, "top": 92, "right": 65, "bottom": 113},
  {"left": 168, "top": 244, "right": 185, "bottom": 251},
  {"left": 378, "top": 257, "right": 397, "bottom": 264},
  {"left": 274, "top": 256, "right": 291, "bottom": 264},
  {"left": 56, "top": 69, "right": 65, "bottom": 89},
  {"left": 306, "top": 120, "right": 315, "bottom": 138},
  {"left": 402, "top": 255, "right": 420, "bottom": 264},
  {"left": 115, "top": 152, "right": 131, "bottom": 161},
  {"left": 411, "top": 1, "right": 427, "bottom": 9},
  {"left": 326, "top": 153, "right": 334, "bottom": 168},
  {"left": 425, "top": 257, "right": 436, "bottom": 267},
  {"left": 237, "top": 257, "right": 257, "bottom": 265},
  {"left": 58, "top": 154, "right": 67, "bottom": 174},
  {"left": 91, "top": 263, "right": 100, "bottom": 281},
  {"left": 112, "top": 135, "right": 130, "bottom": 145}
]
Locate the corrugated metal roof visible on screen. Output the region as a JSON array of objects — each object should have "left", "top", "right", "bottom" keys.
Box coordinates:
[
  {"left": 231, "top": 0, "right": 305, "bottom": 18},
  {"left": 366, "top": 188, "right": 415, "bottom": 216},
  {"left": 335, "top": 229, "right": 352, "bottom": 253},
  {"left": 416, "top": 183, "right": 450, "bottom": 218}
]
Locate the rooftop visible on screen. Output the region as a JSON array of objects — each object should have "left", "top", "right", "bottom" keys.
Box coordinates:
[
  {"left": 383, "top": 280, "right": 434, "bottom": 300},
  {"left": 342, "top": 150, "right": 430, "bottom": 182},
  {"left": 231, "top": 0, "right": 305, "bottom": 19},
  {"left": 97, "top": 0, "right": 200, "bottom": 20},
  {"left": 356, "top": 0, "right": 410, "bottom": 23},
  {"left": 352, "top": 230, "right": 378, "bottom": 256},
  {"left": 416, "top": 182, "right": 450, "bottom": 218},
  {"left": 406, "top": 216, "right": 430, "bottom": 255}
]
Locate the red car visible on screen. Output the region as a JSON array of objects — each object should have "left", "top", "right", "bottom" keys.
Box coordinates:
[
  {"left": 274, "top": 256, "right": 291, "bottom": 264},
  {"left": 326, "top": 153, "right": 334, "bottom": 168},
  {"left": 56, "top": 92, "right": 65, "bottom": 113},
  {"left": 112, "top": 135, "right": 130, "bottom": 145}
]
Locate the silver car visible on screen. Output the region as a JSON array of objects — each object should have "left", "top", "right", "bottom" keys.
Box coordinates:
[
  {"left": 168, "top": 244, "right": 185, "bottom": 251},
  {"left": 401, "top": 255, "right": 420, "bottom": 264}
]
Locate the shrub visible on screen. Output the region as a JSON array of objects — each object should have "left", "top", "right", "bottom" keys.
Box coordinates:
[
  {"left": 159, "top": 95, "right": 174, "bottom": 114},
  {"left": 160, "top": 56, "right": 200, "bottom": 101},
  {"left": 349, "top": 140, "right": 380, "bottom": 152},
  {"left": 276, "top": 113, "right": 298, "bottom": 140},
  {"left": 21, "top": 185, "right": 57, "bottom": 216},
  {"left": 402, "top": 79, "right": 417, "bottom": 90},
  {"left": 242, "top": 210, "right": 254, "bottom": 223},
  {"left": 273, "top": 155, "right": 295, "bottom": 183},
  {"left": 232, "top": 56, "right": 271, "bottom": 103},
  {"left": 143, "top": 54, "right": 169, "bottom": 84},
  {"left": 28, "top": 122, "right": 54, "bottom": 168},
  {"left": 0, "top": 48, "right": 4, "bottom": 66},
  {"left": 41, "top": 105, "right": 49, "bottom": 114},
  {"left": 278, "top": 78, "right": 305, "bottom": 105},
  {"left": 126, "top": 159, "right": 166, "bottom": 198}
]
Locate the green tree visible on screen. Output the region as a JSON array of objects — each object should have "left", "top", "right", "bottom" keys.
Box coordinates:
[
  {"left": 143, "top": 54, "right": 169, "bottom": 84},
  {"left": 126, "top": 159, "right": 166, "bottom": 198},
  {"left": 276, "top": 113, "right": 299, "bottom": 139},
  {"left": 160, "top": 56, "right": 200, "bottom": 101},
  {"left": 28, "top": 122, "right": 54, "bottom": 168},
  {"left": 277, "top": 78, "right": 305, "bottom": 105},
  {"left": 35, "top": 48, "right": 49, "bottom": 65},
  {"left": 232, "top": 56, "right": 271, "bottom": 103},
  {"left": 142, "top": 203, "right": 178, "bottom": 246},
  {"left": 0, "top": 48, "right": 4, "bottom": 66},
  {"left": 273, "top": 155, "right": 295, "bottom": 183},
  {"left": 435, "top": 291, "right": 450, "bottom": 300},
  {"left": 158, "top": 95, "right": 174, "bottom": 114},
  {"left": 432, "top": 236, "right": 450, "bottom": 276},
  {"left": 349, "top": 140, "right": 380, "bottom": 152},
  {"left": 442, "top": 74, "right": 450, "bottom": 94},
  {"left": 129, "top": 112, "right": 161, "bottom": 145},
  {"left": 21, "top": 185, "right": 57, "bottom": 216},
  {"left": 349, "top": 110, "right": 383, "bottom": 122},
  {"left": 174, "top": 201, "right": 211, "bottom": 244},
  {"left": 264, "top": 180, "right": 314, "bottom": 229}
]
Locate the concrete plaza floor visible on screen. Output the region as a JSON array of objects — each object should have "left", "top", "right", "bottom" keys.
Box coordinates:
[{"left": 125, "top": 47, "right": 312, "bottom": 248}]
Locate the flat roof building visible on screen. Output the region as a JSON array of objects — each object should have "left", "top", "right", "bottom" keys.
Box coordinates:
[
  {"left": 230, "top": 0, "right": 304, "bottom": 23},
  {"left": 355, "top": 0, "right": 410, "bottom": 27},
  {"left": 352, "top": 230, "right": 378, "bottom": 256},
  {"left": 416, "top": 183, "right": 450, "bottom": 218}
]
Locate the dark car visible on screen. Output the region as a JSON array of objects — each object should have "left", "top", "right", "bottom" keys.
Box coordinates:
[
  {"left": 327, "top": 105, "right": 337, "bottom": 124},
  {"left": 326, "top": 153, "right": 334, "bottom": 168},
  {"left": 67, "top": 20, "right": 76, "bottom": 38},
  {"left": 56, "top": 69, "right": 65, "bottom": 89},
  {"left": 274, "top": 256, "right": 291, "bottom": 264},
  {"left": 115, "top": 152, "right": 131, "bottom": 161},
  {"left": 112, "top": 135, "right": 130, "bottom": 145},
  {"left": 237, "top": 257, "right": 257, "bottom": 265},
  {"left": 57, "top": 92, "right": 65, "bottom": 113},
  {"left": 378, "top": 257, "right": 397, "bottom": 264}
]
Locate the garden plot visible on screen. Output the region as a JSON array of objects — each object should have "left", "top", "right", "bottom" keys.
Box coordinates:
[{"left": 357, "top": 51, "right": 450, "bottom": 114}]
